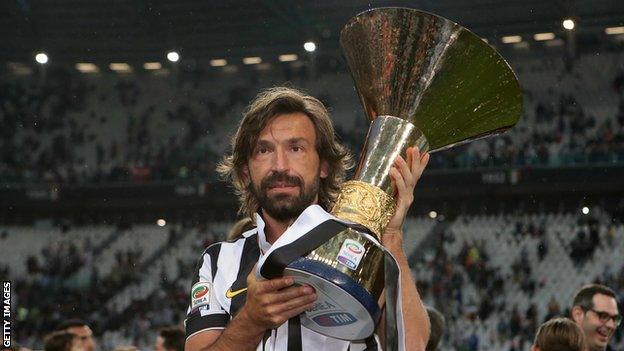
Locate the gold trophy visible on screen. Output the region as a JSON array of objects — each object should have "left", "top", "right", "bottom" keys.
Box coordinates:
[{"left": 279, "top": 7, "right": 522, "bottom": 341}]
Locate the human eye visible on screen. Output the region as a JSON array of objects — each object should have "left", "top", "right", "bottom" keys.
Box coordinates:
[
  {"left": 597, "top": 311, "right": 611, "bottom": 321},
  {"left": 254, "top": 143, "right": 272, "bottom": 155}
]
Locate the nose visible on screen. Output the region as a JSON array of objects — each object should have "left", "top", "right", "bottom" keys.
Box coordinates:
[{"left": 272, "top": 147, "right": 289, "bottom": 172}]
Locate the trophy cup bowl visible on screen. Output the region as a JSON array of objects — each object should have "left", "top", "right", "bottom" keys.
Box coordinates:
[{"left": 283, "top": 7, "right": 523, "bottom": 340}]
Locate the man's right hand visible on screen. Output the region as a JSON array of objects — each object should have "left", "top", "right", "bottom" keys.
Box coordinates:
[
  {"left": 239, "top": 269, "right": 317, "bottom": 330},
  {"left": 186, "top": 269, "right": 317, "bottom": 351}
]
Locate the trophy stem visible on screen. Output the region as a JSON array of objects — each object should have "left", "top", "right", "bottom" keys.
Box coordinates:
[
  {"left": 355, "top": 116, "right": 429, "bottom": 194},
  {"left": 331, "top": 116, "right": 429, "bottom": 237}
]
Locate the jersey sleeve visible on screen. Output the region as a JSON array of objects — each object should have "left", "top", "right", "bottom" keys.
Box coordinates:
[{"left": 184, "top": 244, "right": 231, "bottom": 340}]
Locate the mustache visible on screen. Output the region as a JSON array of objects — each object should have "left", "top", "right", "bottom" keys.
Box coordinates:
[{"left": 260, "top": 171, "right": 302, "bottom": 190}]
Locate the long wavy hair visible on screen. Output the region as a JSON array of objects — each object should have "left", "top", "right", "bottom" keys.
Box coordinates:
[{"left": 217, "top": 87, "right": 353, "bottom": 220}]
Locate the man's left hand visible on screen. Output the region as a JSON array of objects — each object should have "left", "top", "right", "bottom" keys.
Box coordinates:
[{"left": 383, "top": 146, "right": 430, "bottom": 248}]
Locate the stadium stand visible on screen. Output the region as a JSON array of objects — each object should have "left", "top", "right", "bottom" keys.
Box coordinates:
[
  {"left": 1, "top": 212, "right": 622, "bottom": 349},
  {"left": 1, "top": 6, "right": 623, "bottom": 348},
  {"left": 2, "top": 51, "right": 624, "bottom": 185}
]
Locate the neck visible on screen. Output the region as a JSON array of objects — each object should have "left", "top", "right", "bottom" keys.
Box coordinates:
[{"left": 261, "top": 211, "right": 296, "bottom": 244}]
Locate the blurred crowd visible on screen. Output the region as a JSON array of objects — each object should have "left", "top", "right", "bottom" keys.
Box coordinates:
[
  {"left": 412, "top": 213, "right": 624, "bottom": 350},
  {"left": 2, "top": 212, "right": 622, "bottom": 350},
  {"left": 4, "top": 222, "right": 217, "bottom": 349},
  {"left": 2, "top": 56, "right": 624, "bottom": 185}
]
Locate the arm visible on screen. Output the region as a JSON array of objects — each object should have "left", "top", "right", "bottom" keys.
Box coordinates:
[
  {"left": 186, "top": 272, "right": 317, "bottom": 351},
  {"left": 377, "top": 146, "right": 431, "bottom": 350}
]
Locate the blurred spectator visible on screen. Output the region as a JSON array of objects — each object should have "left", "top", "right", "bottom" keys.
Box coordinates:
[
  {"left": 570, "top": 284, "right": 620, "bottom": 351},
  {"left": 426, "top": 306, "right": 446, "bottom": 351},
  {"left": 531, "top": 317, "right": 585, "bottom": 351},
  {"left": 43, "top": 331, "right": 81, "bottom": 351},
  {"left": 154, "top": 327, "right": 185, "bottom": 351},
  {"left": 56, "top": 319, "right": 96, "bottom": 351}
]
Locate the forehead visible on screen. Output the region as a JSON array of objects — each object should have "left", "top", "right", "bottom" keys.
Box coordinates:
[
  {"left": 258, "top": 112, "right": 317, "bottom": 142},
  {"left": 593, "top": 293, "right": 619, "bottom": 313}
]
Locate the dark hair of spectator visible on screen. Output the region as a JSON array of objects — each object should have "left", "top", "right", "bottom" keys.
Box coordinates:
[
  {"left": 533, "top": 317, "right": 585, "bottom": 351},
  {"left": 572, "top": 284, "right": 617, "bottom": 310},
  {"left": 159, "top": 326, "right": 185, "bottom": 351},
  {"left": 43, "top": 331, "right": 76, "bottom": 351},
  {"left": 56, "top": 319, "right": 87, "bottom": 331},
  {"left": 426, "top": 306, "right": 446, "bottom": 351}
]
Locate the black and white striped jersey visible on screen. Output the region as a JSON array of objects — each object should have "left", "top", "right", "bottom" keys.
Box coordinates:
[{"left": 184, "top": 215, "right": 381, "bottom": 350}]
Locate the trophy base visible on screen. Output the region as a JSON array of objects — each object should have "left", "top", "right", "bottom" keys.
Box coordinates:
[{"left": 285, "top": 257, "right": 381, "bottom": 340}]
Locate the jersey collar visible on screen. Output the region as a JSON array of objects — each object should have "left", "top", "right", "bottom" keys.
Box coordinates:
[{"left": 254, "top": 204, "right": 332, "bottom": 255}]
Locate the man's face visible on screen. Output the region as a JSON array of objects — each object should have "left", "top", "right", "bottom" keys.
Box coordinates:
[
  {"left": 154, "top": 336, "right": 166, "bottom": 351},
  {"left": 573, "top": 293, "right": 620, "bottom": 351},
  {"left": 245, "top": 112, "right": 328, "bottom": 221},
  {"left": 67, "top": 326, "right": 95, "bottom": 351}
]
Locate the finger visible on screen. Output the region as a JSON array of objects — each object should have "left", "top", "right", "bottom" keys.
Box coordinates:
[
  {"left": 246, "top": 263, "right": 258, "bottom": 282},
  {"left": 266, "top": 284, "right": 314, "bottom": 305},
  {"left": 413, "top": 153, "right": 430, "bottom": 179},
  {"left": 406, "top": 147, "right": 414, "bottom": 170},
  {"left": 421, "top": 152, "right": 430, "bottom": 166},
  {"left": 256, "top": 276, "right": 295, "bottom": 294},
  {"left": 269, "top": 291, "right": 317, "bottom": 314},
  {"left": 410, "top": 147, "right": 422, "bottom": 174},
  {"left": 389, "top": 167, "right": 407, "bottom": 198},
  {"left": 394, "top": 154, "right": 414, "bottom": 187},
  {"left": 280, "top": 301, "right": 318, "bottom": 321}
]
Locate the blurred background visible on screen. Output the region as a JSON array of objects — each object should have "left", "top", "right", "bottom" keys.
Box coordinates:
[{"left": 0, "top": 0, "right": 623, "bottom": 349}]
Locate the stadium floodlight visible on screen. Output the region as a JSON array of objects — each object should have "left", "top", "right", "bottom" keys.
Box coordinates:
[
  {"left": 210, "top": 59, "right": 227, "bottom": 67},
  {"left": 605, "top": 26, "right": 624, "bottom": 35},
  {"left": 501, "top": 35, "right": 522, "bottom": 44},
  {"left": 278, "top": 54, "right": 298, "bottom": 62},
  {"left": 304, "top": 41, "right": 316, "bottom": 52},
  {"left": 76, "top": 63, "right": 99, "bottom": 73},
  {"left": 534, "top": 32, "right": 556, "bottom": 41},
  {"left": 157, "top": 219, "right": 166, "bottom": 227},
  {"left": 35, "top": 52, "right": 48, "bottom": 64},
  {"left": 563, "top": 19, "right": 575, "bottom": 30},
  {"left": 581, "top": 206, "right": 589, "bottom": 215},
  {"left": 429, "top": 211, "right": 438, "bottom": 219},
  {"left": 243, "top": 57, "right": 262, "bottom": 65},
  {"left": 143, "top": 62, "right": 162, "bottom": 70},
  {"left": 109, "top": 63, "right": 132, "bottom": 72},
  {"left": 167, "top": 51, "right": 180, "bottom": 62}
]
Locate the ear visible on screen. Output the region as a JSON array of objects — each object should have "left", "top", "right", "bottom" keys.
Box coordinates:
[
  {"left": 320, "top": 160, "right": 329, "bottom": 179},
  {"left": 571, "top": 306, "right": 585, "bottom": 324}
]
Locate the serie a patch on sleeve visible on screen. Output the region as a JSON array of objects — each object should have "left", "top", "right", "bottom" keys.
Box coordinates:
[{"left": 190, "top": 281, "right": 211, "bottom": 311}]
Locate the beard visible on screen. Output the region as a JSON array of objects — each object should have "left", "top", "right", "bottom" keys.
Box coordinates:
[{"left": 250, "top": 169, "right": 320, "bottom": 221}]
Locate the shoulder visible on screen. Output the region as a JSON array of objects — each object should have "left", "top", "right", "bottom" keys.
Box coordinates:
[
  {"left": 198, "top": 230, "right": 259, "bottom": 262},
  {"left": 201, "top": 229, "right": 257, "bottom": 255}
]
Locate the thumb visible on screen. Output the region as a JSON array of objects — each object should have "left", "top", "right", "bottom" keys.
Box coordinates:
[{"left": 246, "top": 263, "right": 259, "bottom": 285}]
